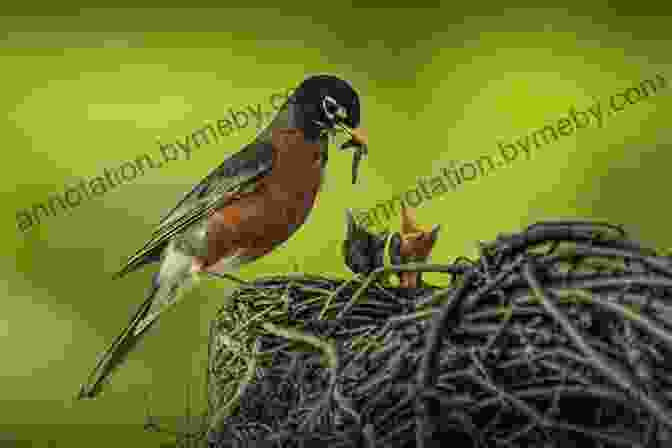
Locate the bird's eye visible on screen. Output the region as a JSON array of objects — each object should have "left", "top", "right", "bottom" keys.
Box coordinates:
[
  {"left": 322, "top": 96, "right": 347, "bottom": 122},
  {"left": 323, "top": 96, "right": 337, "bottom": 110}
]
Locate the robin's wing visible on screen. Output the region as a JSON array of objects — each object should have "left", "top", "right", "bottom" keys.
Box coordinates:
[
  {"left": 154, "top": 95, "right": 294, "bottom": 229},
  {"left": 113, "top": 139, "right": 276, "bottom": 279}
]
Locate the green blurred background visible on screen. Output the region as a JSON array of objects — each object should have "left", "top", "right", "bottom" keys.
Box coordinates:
[{"left": 3, "top": 4, "right": 671, "bottom": 446}]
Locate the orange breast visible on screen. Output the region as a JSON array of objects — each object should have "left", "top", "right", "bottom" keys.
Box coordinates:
[{"left": 203, "top": 128, "right": 323, "bottom": 265}]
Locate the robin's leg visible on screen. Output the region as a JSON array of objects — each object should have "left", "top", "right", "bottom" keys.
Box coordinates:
[
  {"left": 191, "top": 254, "right": 249, "bottom": 284},
  {"left": 203, "top": 270, "right": 248, "bottom": 284}
]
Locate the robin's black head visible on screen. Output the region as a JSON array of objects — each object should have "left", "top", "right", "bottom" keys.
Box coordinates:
[
  {"left": 289, "top": 75, "right": 368, "bottom": 184},
  {"left": 291, "top": 75, "right": 360, "bottom": 137}
]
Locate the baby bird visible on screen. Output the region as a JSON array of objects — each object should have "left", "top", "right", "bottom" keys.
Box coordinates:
[
  {"left": 342, "top": 203, "right": 441, "bottom": 288},
  {"left": 396, "top": 203, "right": 441, "bottom": 288}
]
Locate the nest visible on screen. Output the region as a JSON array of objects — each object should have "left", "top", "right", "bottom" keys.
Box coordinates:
[{"left": 166, "top": 221, "right": 672, "bottom": 447}]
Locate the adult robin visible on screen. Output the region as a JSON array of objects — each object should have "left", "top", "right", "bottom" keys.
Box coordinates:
[
  {"left": 77, "top": 74, "right": 368, "bottom": 399},
  {"left": 343, "top": 203, "right": 441, "bottom": 288}
]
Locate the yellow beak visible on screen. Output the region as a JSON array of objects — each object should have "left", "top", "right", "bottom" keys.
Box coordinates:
[
  {"left": 336, "top": 122, "right": 368, "bottom": 149},
  {"left": 349, "top": 127, "right": 368, "bottom": 147}
]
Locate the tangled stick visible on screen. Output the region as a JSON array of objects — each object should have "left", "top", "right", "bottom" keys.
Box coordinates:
[
  {"left": 416, "top": 221, "right": 672, "bottom": 447},
  {"left": 159, "top": 220, "right": 672, "bottom": 447}
]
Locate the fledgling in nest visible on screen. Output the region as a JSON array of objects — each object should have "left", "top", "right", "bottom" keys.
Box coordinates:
[{"left": 342, "top": 203, "right": 441, "bottom": 288}]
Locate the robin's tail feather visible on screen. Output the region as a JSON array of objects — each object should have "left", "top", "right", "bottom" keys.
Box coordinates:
[
  {"left": 78, "top": 248, "right": 196, "bottom": 399},
  {"left": 76, "top": 286, "right": 159, "bottom": 400}
]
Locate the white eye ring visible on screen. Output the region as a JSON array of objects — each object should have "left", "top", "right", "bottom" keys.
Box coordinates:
[{"left": 322, "top": 96, "right": 347, "bottom": 122}]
